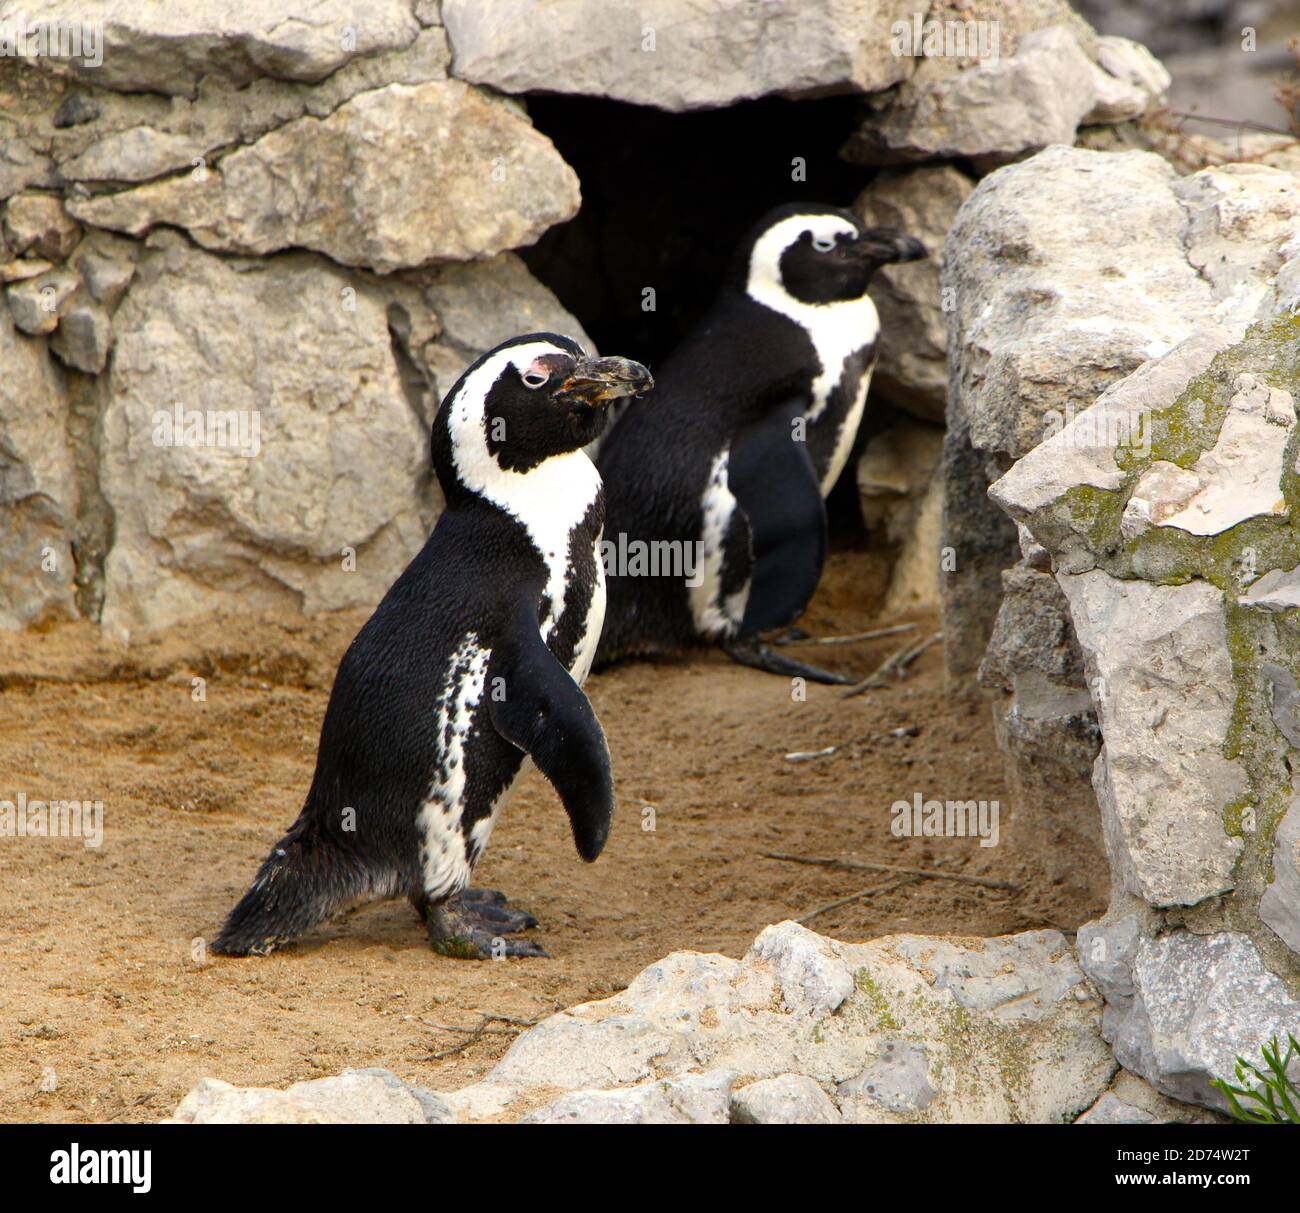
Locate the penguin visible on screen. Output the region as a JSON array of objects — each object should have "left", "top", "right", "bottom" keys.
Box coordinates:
[
  {"left": 595, "top": 203, "right": 926, "bottom": 684},
  {"left": 211, "top": 333, "right": 653, "bottom": 959}
]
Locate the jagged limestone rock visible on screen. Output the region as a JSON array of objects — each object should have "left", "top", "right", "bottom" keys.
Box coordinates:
[
  {"left": 442, "top": 0, "right": 919, "bottom": 111},
  {"left": 67, "top": 80, "right": 580, "bottom": 274},
  {"left": 0, "top": 311, "right": 78, "bottom": 628}
]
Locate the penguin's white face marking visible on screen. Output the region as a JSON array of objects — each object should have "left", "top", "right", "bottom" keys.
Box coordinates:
[
  {"left": 748, "top": 214, "right": 878, "bottom": 491},
  {"left": 745, "top": 214, "right": 883, "bottom": 491},
  {"left": 747, "top": 213, "right": 865, "bottom": 303},
  {"left": 448, "top": 341, "right": 605, "bottom": 645}
]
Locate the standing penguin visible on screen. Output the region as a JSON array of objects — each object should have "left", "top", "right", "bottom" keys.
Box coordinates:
[
  {"left": 212, "top": 334, "right": 653, "bottom": 959},
  {"left": 595, "top": 203, "right": 925, "bottom": 685}
]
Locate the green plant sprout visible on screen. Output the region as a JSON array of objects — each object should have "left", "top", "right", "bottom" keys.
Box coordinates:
[{"left": 1211, "top": 1034, "right": 1300, "bottom": 1124}]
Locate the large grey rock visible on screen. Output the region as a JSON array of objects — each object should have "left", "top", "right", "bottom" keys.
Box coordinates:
[
  {"left": 49, "top": 26, "right": 452, "bottom": 188},
  {"left": 68, "top": 80, "right": 580, "bottom": 273},
  {"left": 0, "top": 312, "right": 78, "bottom": 628},
  {"left": 167, "top": 1068, "right": 448, "bottom": 1124},
  {"left": 855, "top": 417, "right": 944, "bottom": 615},
  {"left": 849, "top": 26, "right": 1101, "bottom": 164},
  {"left": 49, "top": 296, "right": 112, "bottom": 374},
  {"left": 853, "top": 165, "right": 975, "bottom": 422},
  {"left": 3, "top": 192, "right": 80, "bottom": 259},
  {"left": 98, "top": 234, "right": 427, "bottom": 639},
  {"left": 841, "top": 0, "right": 1166, "bottom": 167},
  {"left": 13, "top": 1, "right": 422, "bottom": 96},
  {"left": 944, "top": 150, "right": 1300, "bottom": 685},
  {"left": 97, "top": 233, "right": 588, "bottom": 639},
  {"left": 1081, "top": 927, "right": 1300, "bottom": 1111},
  {"left": 1075, "top": 1068, "right": 1222, "bottom": 1124},
  {"left": 731, "top": 1074, "right": 842, "bottom": 1125},
  {"left": 442, "top": 0, "right": 918, "bottom": 111},
  {"left": 166, "top": 924, "right": 1111, "bottom": 1125},
  {"left": 437, "top": 921, "right": 1113, "bottom": 1124},
  {"left": 1260, "top": 793, "right": 1300, "bottom": 956},
  {"left": 951, "top": 153, "right": 1299, "bottom": 469},
  {"left": 1059, "top": 572, "right": 1244, "bottom": 907},
  {"left": 7, "top": 268, "right": 78, "bottom": 335},
  {"left": 523, "top": 1071, "right": 734, "bottom": 1125}
]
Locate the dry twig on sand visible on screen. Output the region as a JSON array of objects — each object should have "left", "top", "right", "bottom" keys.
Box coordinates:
[
  {"left": 841, "top": 632, "right": 942, "bottom": 698},
  {"left": 795, "top": 875, "right": 921, "bottom": 924},
  {"left": 765, "top": 851, "right": 1018, "bottom": 892},
  {"left": 782, "top": 622, "right": 917, "bottom": 648}
]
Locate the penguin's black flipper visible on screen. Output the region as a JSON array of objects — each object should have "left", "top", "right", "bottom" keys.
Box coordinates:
[
  {"left": 722, "top": 400, "right": 858, "bottom": 685},
  {"left": 488, "top": 607, "right": 614, "bottom": 863},
  {"left": 729, "top": 398, "right": 827, "bottom": 637}
]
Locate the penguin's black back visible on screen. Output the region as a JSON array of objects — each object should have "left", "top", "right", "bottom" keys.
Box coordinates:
[{"left": 596, "top": 293, "right": 813, "bottom": 661}]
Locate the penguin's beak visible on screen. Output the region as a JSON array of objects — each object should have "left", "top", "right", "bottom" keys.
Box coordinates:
[
  {"left": 852, "top": 229, "right": 928, "bottom": 264},
  {"left": 556, "top": 356, "right": 654, "bottom": 406}
]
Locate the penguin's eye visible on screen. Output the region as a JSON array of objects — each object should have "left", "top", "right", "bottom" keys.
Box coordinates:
[
  {"left": 811, "top": 235, "right": 836, "bottom": 253},
  {"left": 521, "top": 371, "right": 548, "bottom": 389}
]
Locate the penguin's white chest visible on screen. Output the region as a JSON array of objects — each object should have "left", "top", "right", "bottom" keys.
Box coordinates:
[
  {"left": 569, "top": 547, "right": 606, "bottom": 685},
  {"left": 819, "top": 362, "right": 875, "bottom": 495}
]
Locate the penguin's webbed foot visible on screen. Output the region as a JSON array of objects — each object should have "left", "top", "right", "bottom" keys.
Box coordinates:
[
  {"left": 422, "top": 888, "right": 548, "bottom": 960},
  {"left": 722, "top": 639, "right": 856, "bottom": 686},
  {"left": 460, "top": 887, "right": 539, "bottom": 932}
]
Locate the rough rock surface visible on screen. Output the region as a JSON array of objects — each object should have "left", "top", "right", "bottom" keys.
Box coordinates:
[
  {"left": 988, "top": 245, "right": 1300, "bottom": 1106},
  {"left": 98, "top": 234, "right": 429, "bottom": 639},
  {"left": 166, "top": 1068, "right": 451, "bottom": 1124},
  {"left": 422, "top": 922, "right": 1111, "bottom": 1124},
  {"left": 1080, "top": 923, "right": 1300, "bottom": 1111},
  {"left": 15, "top": 1, "right": 422, "bottom": 96},
  {"left": 1260, "top": 792, "right": 1300, "bottom": 955},
  {"left": 978, "top": 559, "right": 1105, "bottom": 909},
  {"left": 68, "top": 80, "right": 580, "bottom": 273},
  {"left": 442, "top": 0, "right": 920, "bottom": 111},
  {"left": 853, "top": 165, "right": 975, "bottom": 423},
  {"left": 856, "top": 417, "right": 944, "bottom": 614},
  {"left": 96, "top": 234, "right": 588, "bottom": 640},
  {"left": 167, "top": 922, "right": 1114, "bottom": 1124},
  {"left": 944, "top": 148, "right": 1300, "bottom": 681},
  {"left": 841, "top": 2, "right": 1167, "bottom": 167},
  {"left": 1059, "top": 573, "right": 1245, "bottom": 907},
  {"left": 1075, "top": 1067, "right": 1223, "bottom": 1124},
  {"left": 0, "top": 312, "right": 77, "bottom": 628}
]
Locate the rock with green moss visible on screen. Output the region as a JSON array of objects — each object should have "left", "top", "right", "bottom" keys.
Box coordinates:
[
  {"left": 989, "top": 270, "right": 1300, "bottom": 1108},
  {"left": 421, "top": 921, "right": 1114, "bottom": 1124},
  {"left": 944, "top": 149, "right": 1300, "bottom": 680}
]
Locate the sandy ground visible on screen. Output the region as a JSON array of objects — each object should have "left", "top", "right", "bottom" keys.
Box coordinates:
[{"left": 0, "top": 554, "right": 1105, "bottom": 1123}]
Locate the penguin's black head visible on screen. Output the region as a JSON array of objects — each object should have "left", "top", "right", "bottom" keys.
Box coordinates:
[
  {"left": 433, "top": 333, "right": 653, "bottom": 487},
  {"left": 740, "top": 203, "right": 927, "bottom": 307}
]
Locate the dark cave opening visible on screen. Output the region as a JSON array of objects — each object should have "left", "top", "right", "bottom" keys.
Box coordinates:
[{"left": 521, "top": 92, "right": 891, "bottom": 543}]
